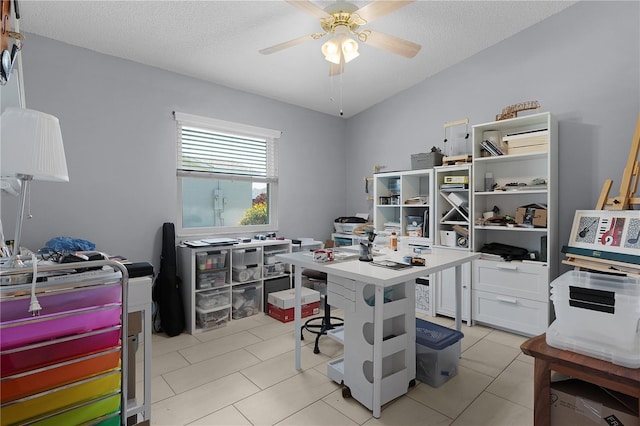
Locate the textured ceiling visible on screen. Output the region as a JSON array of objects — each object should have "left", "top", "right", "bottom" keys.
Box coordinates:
[{"left": 18, "top": 1, "right": 576, "bottom": 118}]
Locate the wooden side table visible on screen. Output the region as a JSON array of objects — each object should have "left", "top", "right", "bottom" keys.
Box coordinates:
[{"left": 520, "top": 334, "right": 640, "bottom": 426}]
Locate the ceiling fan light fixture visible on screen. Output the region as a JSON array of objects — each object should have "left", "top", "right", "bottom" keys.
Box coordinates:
[
  {"left": 341, "top": 37, "right": 359, "bottom": 63},
  {"left": 322, "top": 38, "right": 342, "bottom": 64}
]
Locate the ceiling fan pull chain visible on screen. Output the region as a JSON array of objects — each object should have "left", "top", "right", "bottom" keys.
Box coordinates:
[{"left": 339, "top": 71, "right": 344, "bottom": 116}]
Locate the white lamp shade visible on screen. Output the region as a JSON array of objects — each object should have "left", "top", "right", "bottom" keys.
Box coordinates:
[
  {"left": 341, "top": 38, "right": 359, "bottom": 63},
  {"left": 1, "top": 107, "right": 69, "bottom": 182},
  {"left": 321, "top": 38, "right": 342, "bottom": 65}
]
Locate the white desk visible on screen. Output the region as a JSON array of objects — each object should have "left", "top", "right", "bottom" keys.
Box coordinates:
[
  {"left": 277, "top": 248, "right": 480, "bottom": 418},
  {"left": 127, "top": 275, "right": 153, "bottom": 424}
]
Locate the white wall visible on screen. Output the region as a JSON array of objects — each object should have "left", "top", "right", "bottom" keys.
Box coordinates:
[
  {"left": 345, "top": 1, "right": 640, "bottom": 273},
  {"left": 1, "top": 35, "right": 348, "bottom": 267}
]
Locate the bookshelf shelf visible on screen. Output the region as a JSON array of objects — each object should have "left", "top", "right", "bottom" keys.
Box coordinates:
[{"left": 433, "top": 164, "right": 472, "bottom": 321}]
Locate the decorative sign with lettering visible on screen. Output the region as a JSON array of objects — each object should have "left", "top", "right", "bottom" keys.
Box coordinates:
[{"left": 496, "top": 101, "right": 541, "bottom": 121}]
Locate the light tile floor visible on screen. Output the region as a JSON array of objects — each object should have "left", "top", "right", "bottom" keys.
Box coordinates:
[{"left": 143, "top": 311, "right": 534, "bottom": 426}]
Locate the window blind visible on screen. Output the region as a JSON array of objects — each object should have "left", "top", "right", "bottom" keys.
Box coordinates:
[
  {"left": 174, "top": 112, "right": 280, "bottom": 179},
  {"left": 180, "top": 126, "right": 269, "bottom": 176}
]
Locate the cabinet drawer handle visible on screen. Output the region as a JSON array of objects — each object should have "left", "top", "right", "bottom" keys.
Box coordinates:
[
  {"left": 496, "top": 295, "right": 518, "bottom": 304},
  {"left": 495, "top": 264, "right": 518, "bottom": 271}
]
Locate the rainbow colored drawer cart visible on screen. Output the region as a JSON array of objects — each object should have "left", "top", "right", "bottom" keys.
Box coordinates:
[{"left": 0, "top": 260, "right": 129, "bottom": 426}]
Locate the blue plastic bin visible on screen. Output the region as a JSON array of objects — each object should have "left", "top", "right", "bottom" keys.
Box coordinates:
[{"left": 415, "top": 318, "right": 464, "bottom": 387}]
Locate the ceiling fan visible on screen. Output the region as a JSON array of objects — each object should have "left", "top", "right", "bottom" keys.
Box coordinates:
[{"left": 259, "top": 0, "right": 421, "bottom": 76}]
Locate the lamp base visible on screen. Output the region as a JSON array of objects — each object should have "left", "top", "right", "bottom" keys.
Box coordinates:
[{"left": 6, "top": 174, "right": 32, "bottom": 269}]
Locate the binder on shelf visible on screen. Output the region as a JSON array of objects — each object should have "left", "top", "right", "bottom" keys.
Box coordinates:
[
  {"left": 480, "top": 140, "right": 504, "bottom": 156},
  {"left": 441, "top": 183, "right": 468, "bottom": 190}
]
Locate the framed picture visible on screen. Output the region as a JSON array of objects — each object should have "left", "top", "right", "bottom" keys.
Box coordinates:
[{"left": 567, "top": 210, "right": 640, "bottom": 257}]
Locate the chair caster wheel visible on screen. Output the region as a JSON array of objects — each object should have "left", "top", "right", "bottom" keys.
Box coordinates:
[
  {"left": 313, "top": 347, "right": 320, "bottom": 354},
  {"left": 342, "top": 386, "right": 352, "bottom": 398}
]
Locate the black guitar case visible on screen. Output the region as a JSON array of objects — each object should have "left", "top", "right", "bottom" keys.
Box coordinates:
[{"left": 152, "top": 222, "right": 185, "bottom": 337}]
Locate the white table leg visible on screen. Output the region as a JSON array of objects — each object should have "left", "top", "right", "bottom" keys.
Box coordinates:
[
  {"left": 143, "top": 306, "right": 152, "bottom": 420},
  {"left": 295, "top": 266, "right": 302, "bottom": 370},
  {"left": 454, "top": 264, "right": 462, "bottom": 332},
  {"left": 373, "top": 285, "right": 384, "bottom": 418}
]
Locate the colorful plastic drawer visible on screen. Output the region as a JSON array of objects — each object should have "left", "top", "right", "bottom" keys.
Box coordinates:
[
  {"left": 29, "top": 393, "right": 120, "bottom": 426},
  {"left": 1, "top": 347, "right": 121, "bottom": 403},
  {"left": 93, "top": 413, "right": 122, "bottom": 426},
  {"left": 0, "top": 370, "right": 121, "bottom": 426},
  {"left": 0, "top": 283, "right": 121, "bottom": 322},
  {"left": 1, "top": 326, "right": 121, "bottom": 376},
  {"left": 0, "top": 305, "right": 122, "bottom": 350}
]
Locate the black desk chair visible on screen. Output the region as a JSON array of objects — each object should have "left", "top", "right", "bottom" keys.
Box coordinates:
[{"left": 300, "top": 269, "right": 344, "bottom": 354}]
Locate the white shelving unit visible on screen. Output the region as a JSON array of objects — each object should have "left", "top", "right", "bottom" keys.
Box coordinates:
[
  {"left": 471, "top": 112, "right": 558, "bottom": 336},
  {"left": 373, "top": 169, "right": 434, "bottom": 244},
  {"left": 373, "top": 169, "right": 434, "bottom": 318},
  {"left": 433, "top": 164, "right": 472, "bottom": 322},
  {"left": 177, "top": 239, "right": 292, "bottom": 334}
]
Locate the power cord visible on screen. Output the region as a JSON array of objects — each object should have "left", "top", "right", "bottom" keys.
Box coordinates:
[{"left": 28, "top": 252, "right": 42, "bottom": 316}]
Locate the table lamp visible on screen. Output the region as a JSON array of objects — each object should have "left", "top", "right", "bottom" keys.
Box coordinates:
[{"left": 1, "top": 107, "right": 69, "bottom": 267}]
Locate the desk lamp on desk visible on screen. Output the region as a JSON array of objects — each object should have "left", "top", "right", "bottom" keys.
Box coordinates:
[{"left": 1, "top": 107, "right": 69, "bottom": 268}]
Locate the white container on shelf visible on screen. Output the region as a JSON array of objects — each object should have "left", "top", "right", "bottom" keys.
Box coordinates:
[
  {"left": 439, "top": 231, "right": 456, "bottom": 247},
  {"left": 232, "top": 265, "right": 259, "bottom": 282},
  {"left": 196, "top": 288, "right": 230, "bottom": 310}
]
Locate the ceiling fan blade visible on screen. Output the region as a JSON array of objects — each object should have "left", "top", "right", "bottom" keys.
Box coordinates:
[
  {"left": 259, "top": 34, "right": 318, "bottom": 55},
  {"left": 354, "top": 0, "right": 415, "bottom": 24},
  {"left": 285, "top": 0, "right": 331, "bottom": 19},
  {"left": 363, "top": 30, "right": 421, "bottom": 58}
]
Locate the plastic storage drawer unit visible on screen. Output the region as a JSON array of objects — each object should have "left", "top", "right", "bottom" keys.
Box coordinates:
[
  {"left": 196, "top": 307, "right": 229, "bottom": 330},
  {"left": 547, "top": 270, "right": 640, "bottom": 368},
  {"left": 232, "top": 283, "right": 262, "bottom": 319},
  {"left": 196, "top": 270, "right": 226, "bottom": 289},
  {"left": 415, "top": 318, "right": 464, "bottom": 387},
  {"left": 196, "top": 288, "right": 230, "bottom": 310}
]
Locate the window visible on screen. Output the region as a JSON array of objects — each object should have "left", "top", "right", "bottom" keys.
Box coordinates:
[{"left": 174, "top": 112, "right": 281, "bottom": 236}]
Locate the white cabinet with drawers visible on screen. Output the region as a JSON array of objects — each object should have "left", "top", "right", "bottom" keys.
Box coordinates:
[
  {"left": 471, "top": 112, "right": 558, "bottom": 336},
  {"left": 472, "top": 258, "right": 550, "bottom": 335}
]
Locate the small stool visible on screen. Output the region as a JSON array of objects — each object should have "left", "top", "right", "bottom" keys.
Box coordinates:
[{"left": 300, "top": 269, "right": 343, "bottom": 354}]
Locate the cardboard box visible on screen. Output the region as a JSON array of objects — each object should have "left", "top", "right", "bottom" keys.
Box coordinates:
[
  {"left": 268, "top": 301, "right": 320, "bottom": 323},
  {"left": 551, "top": 379, "right": 639, "bottom": 426},
  {"left": 516, "top": 204, "right": 547, "bottom": 227},
  {"left": 267, "top": 287, "right": 320, "bottom": 309},
  {"left": 507, "top": 143, "right": 548, "bottom": 155}
]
